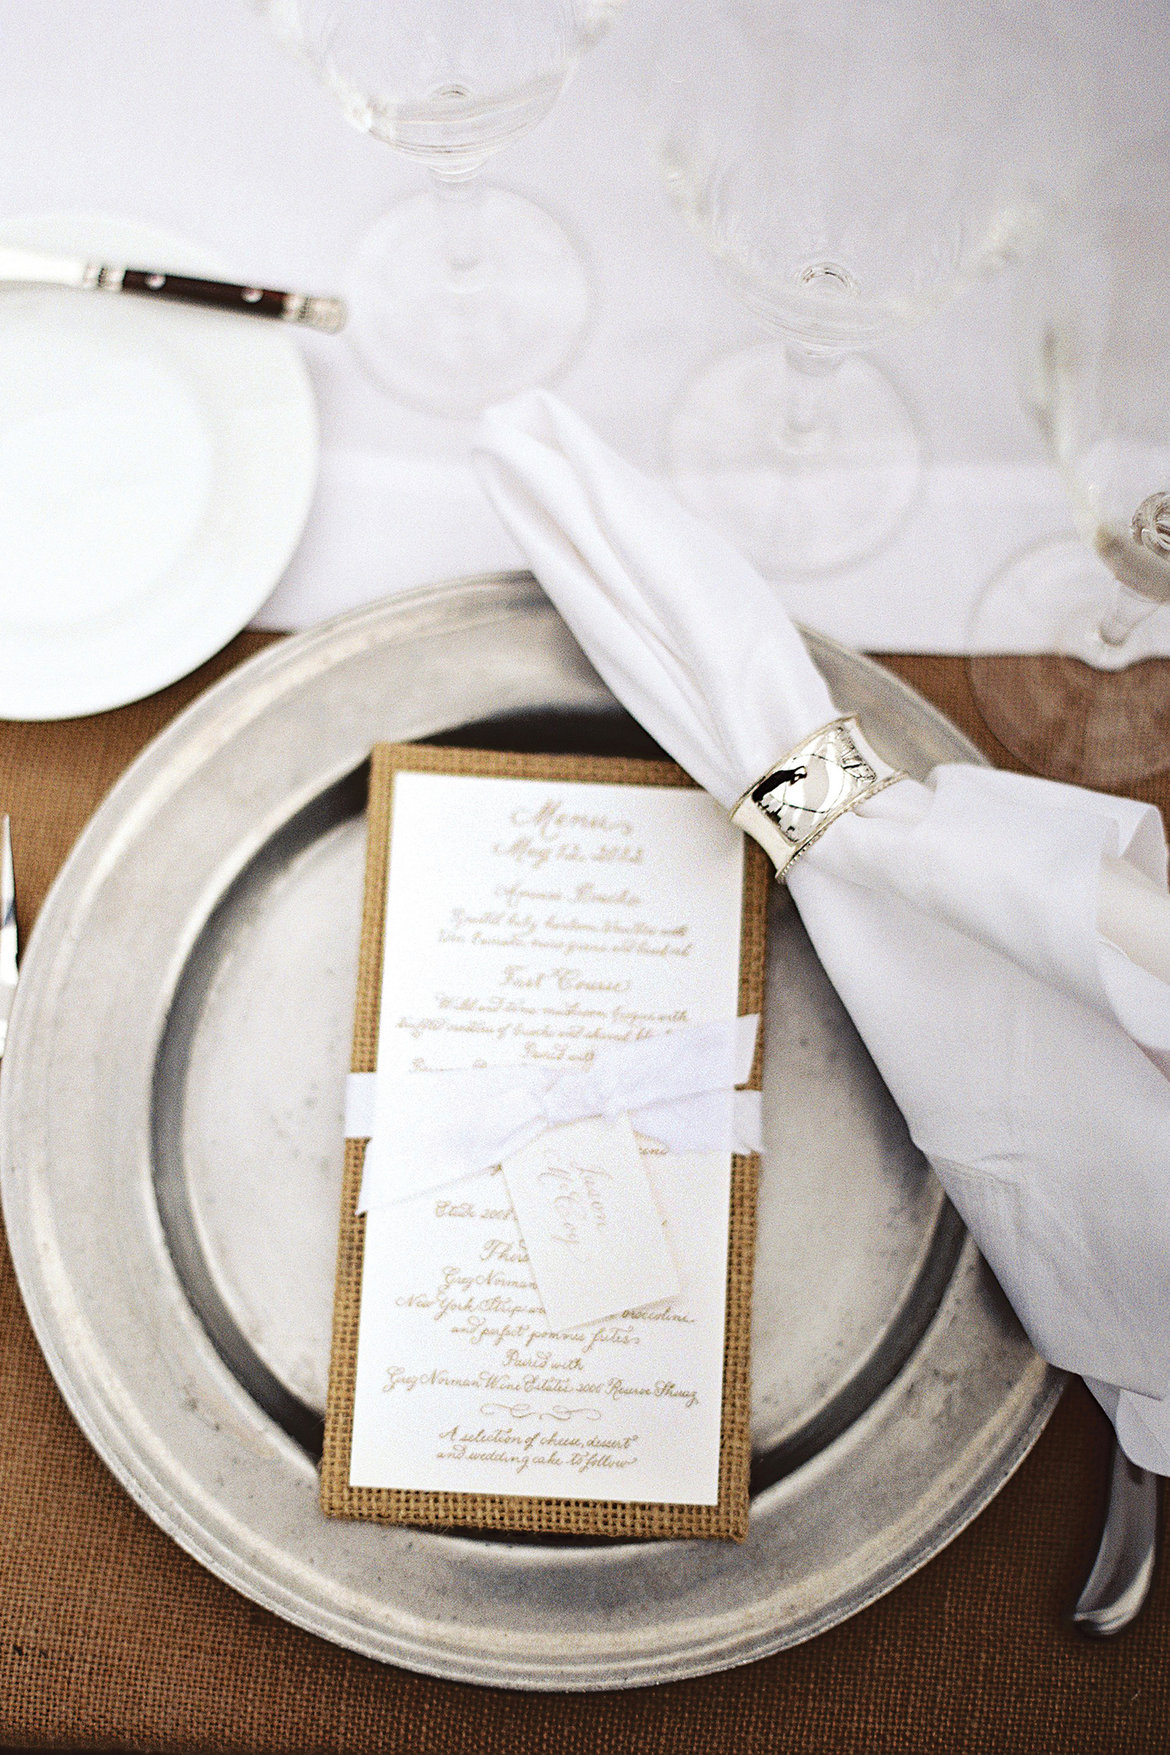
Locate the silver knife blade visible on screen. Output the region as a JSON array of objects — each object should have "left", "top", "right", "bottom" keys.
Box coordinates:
[
  {"left": 1072, "top": 1436, "right": 1160, "bottom": 1636},
  {"left": 0, "top": 245, "right": 93, "bottom": 290},
  {"left": 0, "top": 815, "right": 18, "bottom": 1059}
]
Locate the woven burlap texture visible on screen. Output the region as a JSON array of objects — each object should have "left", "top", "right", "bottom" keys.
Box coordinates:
[
  {"left": 320, "top": 741, "right": 769, "bottom": 1541},
  {"left": 0, "top": 635, "right": 1167, "bottom": 1752}
]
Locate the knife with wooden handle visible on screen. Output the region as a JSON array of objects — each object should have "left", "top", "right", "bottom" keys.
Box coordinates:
[{"left": 0, "top": 246, "right": 346, "bottom": 332}]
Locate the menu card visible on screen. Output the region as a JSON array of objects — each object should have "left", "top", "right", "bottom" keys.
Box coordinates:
[{"left": 321, "top": 743, "right": 768, "bottom": 1540}]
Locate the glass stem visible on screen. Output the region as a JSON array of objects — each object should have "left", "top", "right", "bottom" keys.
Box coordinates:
[
  {"left": 428, "top": 169, "right": 487, "bottom": 292},
  {"left": 780, "top": 343, "right": 843, "bottom": 453},
  {"left": 1099, "top": 578, "right": 1159, "bottom": 649}
]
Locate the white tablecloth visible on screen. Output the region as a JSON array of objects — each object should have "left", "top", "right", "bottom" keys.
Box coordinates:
[{"left": 0, "top": 0, "right": 1162, "bottom": 650}]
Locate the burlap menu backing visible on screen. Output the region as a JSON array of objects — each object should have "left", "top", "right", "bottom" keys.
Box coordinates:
[
  {"left": 1, "top": 637, "right": 1169, "bottom": 1752},
  {"left": 320, "top": 741, "right": 769, "bottom": 1541}
]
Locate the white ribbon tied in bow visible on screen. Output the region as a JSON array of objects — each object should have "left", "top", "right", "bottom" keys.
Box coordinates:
[
  {"left": 352, "top": 1014, "right": 761, "bottom": 1213},
  {"left": 472, "top": 388, "right": 1170, "bottom": 1473}
]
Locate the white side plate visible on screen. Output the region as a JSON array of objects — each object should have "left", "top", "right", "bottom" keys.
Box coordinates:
[{"left": 0, "top": 213, "right": 318, "bottom": 718}]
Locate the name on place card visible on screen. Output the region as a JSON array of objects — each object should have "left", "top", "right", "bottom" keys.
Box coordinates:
[{"left": 500, "top": 1112, "right": 680, "bottom": 1332}]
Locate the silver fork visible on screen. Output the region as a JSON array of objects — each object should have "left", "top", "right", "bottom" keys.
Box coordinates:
[{"left": 0, "top": 816, "right": 17, "bottom": 1059}]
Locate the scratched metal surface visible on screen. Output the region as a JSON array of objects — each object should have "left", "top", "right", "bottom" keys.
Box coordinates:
[{"left": 0, "top": 575, "right": 1059, "bottom": 1688}]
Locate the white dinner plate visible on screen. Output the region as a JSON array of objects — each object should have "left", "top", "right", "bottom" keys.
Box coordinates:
[{"left": 0, "top": 213, "right": 318, "bottom": 719}]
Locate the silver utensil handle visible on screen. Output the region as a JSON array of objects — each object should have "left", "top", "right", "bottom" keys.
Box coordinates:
[
  {"left": 0, "top": 814, "right": 18, "bottom": 1061},
  {"left": 1072, "top": 1436, "right": 1160, "bottom": 1636}
]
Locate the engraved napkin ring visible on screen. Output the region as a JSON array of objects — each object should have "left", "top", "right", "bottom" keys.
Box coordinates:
[{"left": 731, "top": 716, "right": 906, "bottom": 880}]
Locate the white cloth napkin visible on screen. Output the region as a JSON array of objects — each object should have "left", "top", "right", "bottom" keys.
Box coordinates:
[{"left": 473, "top": 389, "right": 1170, "bottom": 1474}]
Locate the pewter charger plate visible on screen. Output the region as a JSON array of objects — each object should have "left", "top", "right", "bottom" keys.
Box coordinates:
[{"left": 0, "top": 575, "right": 1059, "bottom": 1690}]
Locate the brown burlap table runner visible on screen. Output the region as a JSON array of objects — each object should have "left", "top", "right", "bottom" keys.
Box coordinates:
[{"left": 0, "top": 635, "right": 1166, "bottom": 1753}]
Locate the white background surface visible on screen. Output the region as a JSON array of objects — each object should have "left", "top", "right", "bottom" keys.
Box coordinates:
[{"left": 0, "top": 0, "right": 1164, "bottom": 650}]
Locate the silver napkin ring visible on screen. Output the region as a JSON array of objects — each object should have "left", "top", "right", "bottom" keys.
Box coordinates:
[{"left": 731, "top": 716, "right": 906, "bottom": 880}]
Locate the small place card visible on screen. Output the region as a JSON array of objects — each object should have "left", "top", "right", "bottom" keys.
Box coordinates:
[
  {"left": 320, "top": 743, "right": 769, "bottom": 1541},
  {"left": 501, "top": 1113, "right": 680, "bottom": 1332}
]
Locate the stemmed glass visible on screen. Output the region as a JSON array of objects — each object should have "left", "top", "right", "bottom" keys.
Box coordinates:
[
  {"left": 645, "top": 0, "right": 1067, "bottom": 577},
  {"left": 967, "top": 139, "right": 1170, "bottom": 787},
  {"left": 261, "top": 0, "right": 615, "bottom": 416}
]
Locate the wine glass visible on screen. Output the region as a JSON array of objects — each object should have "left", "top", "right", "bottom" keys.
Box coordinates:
[
  {"left": 645, "top": 0, "right": 1069, "bottom": 577},
  {"left": 261, "top": 0, "right": 615, "bottom": 416},
  {"left": 967, "top": 139, "right": 1170, "bottom": 787}
]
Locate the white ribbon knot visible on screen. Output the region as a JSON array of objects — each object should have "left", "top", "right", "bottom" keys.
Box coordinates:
[{"left": 349, "top": 1014, "right": 762, "bottom": 1213}]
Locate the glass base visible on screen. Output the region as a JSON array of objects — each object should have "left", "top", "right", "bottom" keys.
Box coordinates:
[
  {"left": 666, "top": 343, "right": 921, "bottom": 577},
  {"left": 346, "top": 187, "right": 592, "bottom": 417},
  {"left": 968, "top": 538, "right": 1170, "bottom": 786}
]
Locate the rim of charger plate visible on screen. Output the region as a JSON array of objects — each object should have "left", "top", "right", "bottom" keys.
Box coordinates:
[{"left": 0, "top": 573, "right": 1063, "bottom": 1688}]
